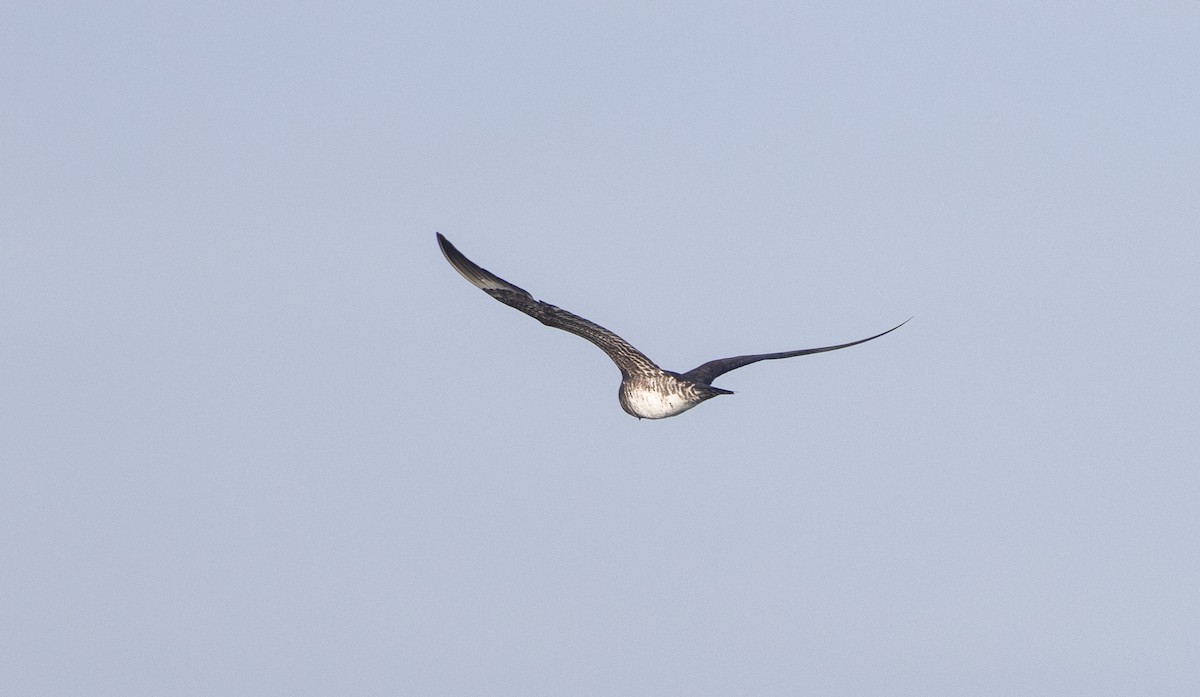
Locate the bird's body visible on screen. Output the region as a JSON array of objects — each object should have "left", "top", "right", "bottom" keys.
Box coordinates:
[
  {"left": 618, "top": 372, "right": 732, "bottom": 420},
  {"left": 436, "top": 233, "right": 906, "bottom": 419}
]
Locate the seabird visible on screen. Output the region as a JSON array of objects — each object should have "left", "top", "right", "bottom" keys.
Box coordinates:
[{"left": 437, "top": 233, "right": 907, "bottom": 419}]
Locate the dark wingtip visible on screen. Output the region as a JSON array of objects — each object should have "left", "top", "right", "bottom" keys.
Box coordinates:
[
  {"left": 436, "top": 233, "right": 467, "bottom": 270},
  {"left": 864, "top": 317, "right": 911, "bottom": 343}
]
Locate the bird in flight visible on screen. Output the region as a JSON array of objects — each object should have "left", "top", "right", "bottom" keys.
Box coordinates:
[{"left": 437, "top": 233, "right": 907, "bottom": 419}]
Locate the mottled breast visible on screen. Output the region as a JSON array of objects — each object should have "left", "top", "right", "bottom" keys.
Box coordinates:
[{"left": 619, "top": 375, "right": 724, "bottom": 420}]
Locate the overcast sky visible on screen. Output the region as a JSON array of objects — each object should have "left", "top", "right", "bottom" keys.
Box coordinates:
[{"left": 3, "top": 3, "right": 1198, "bottom": 696}]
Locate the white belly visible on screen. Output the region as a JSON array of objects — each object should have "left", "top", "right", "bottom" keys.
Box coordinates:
[{"left": 620, "top": 385, "right": 700, "bottom": 419}]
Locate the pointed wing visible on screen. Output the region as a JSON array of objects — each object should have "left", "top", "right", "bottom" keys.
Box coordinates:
[
  {"left": 437, "top": 233, "right": 662, "bottom": 378},
  {"left": 681, "top": 319, "right": 910, "bottom": 385}
]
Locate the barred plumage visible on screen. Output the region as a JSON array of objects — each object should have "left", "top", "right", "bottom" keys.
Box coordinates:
[{"left": 437, "top": 233, "right": 906, "bottom": 419}]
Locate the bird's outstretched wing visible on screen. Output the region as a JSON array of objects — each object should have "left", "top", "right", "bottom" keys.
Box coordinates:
[
  {"left": 681, "top": 319, "right": 910, "bottom": 385},
  {"left": 437, "top": 233, "right": 662, "bottom": 379}
]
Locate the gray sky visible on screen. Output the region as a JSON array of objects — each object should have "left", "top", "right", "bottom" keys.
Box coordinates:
[{"left": 3, "top": 3, "right": 1198, "bottom": 696}]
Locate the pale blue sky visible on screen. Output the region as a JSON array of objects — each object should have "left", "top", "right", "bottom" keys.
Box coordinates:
[{"left": 2, "top": 3, "right": 1198, "bottom": 696}]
